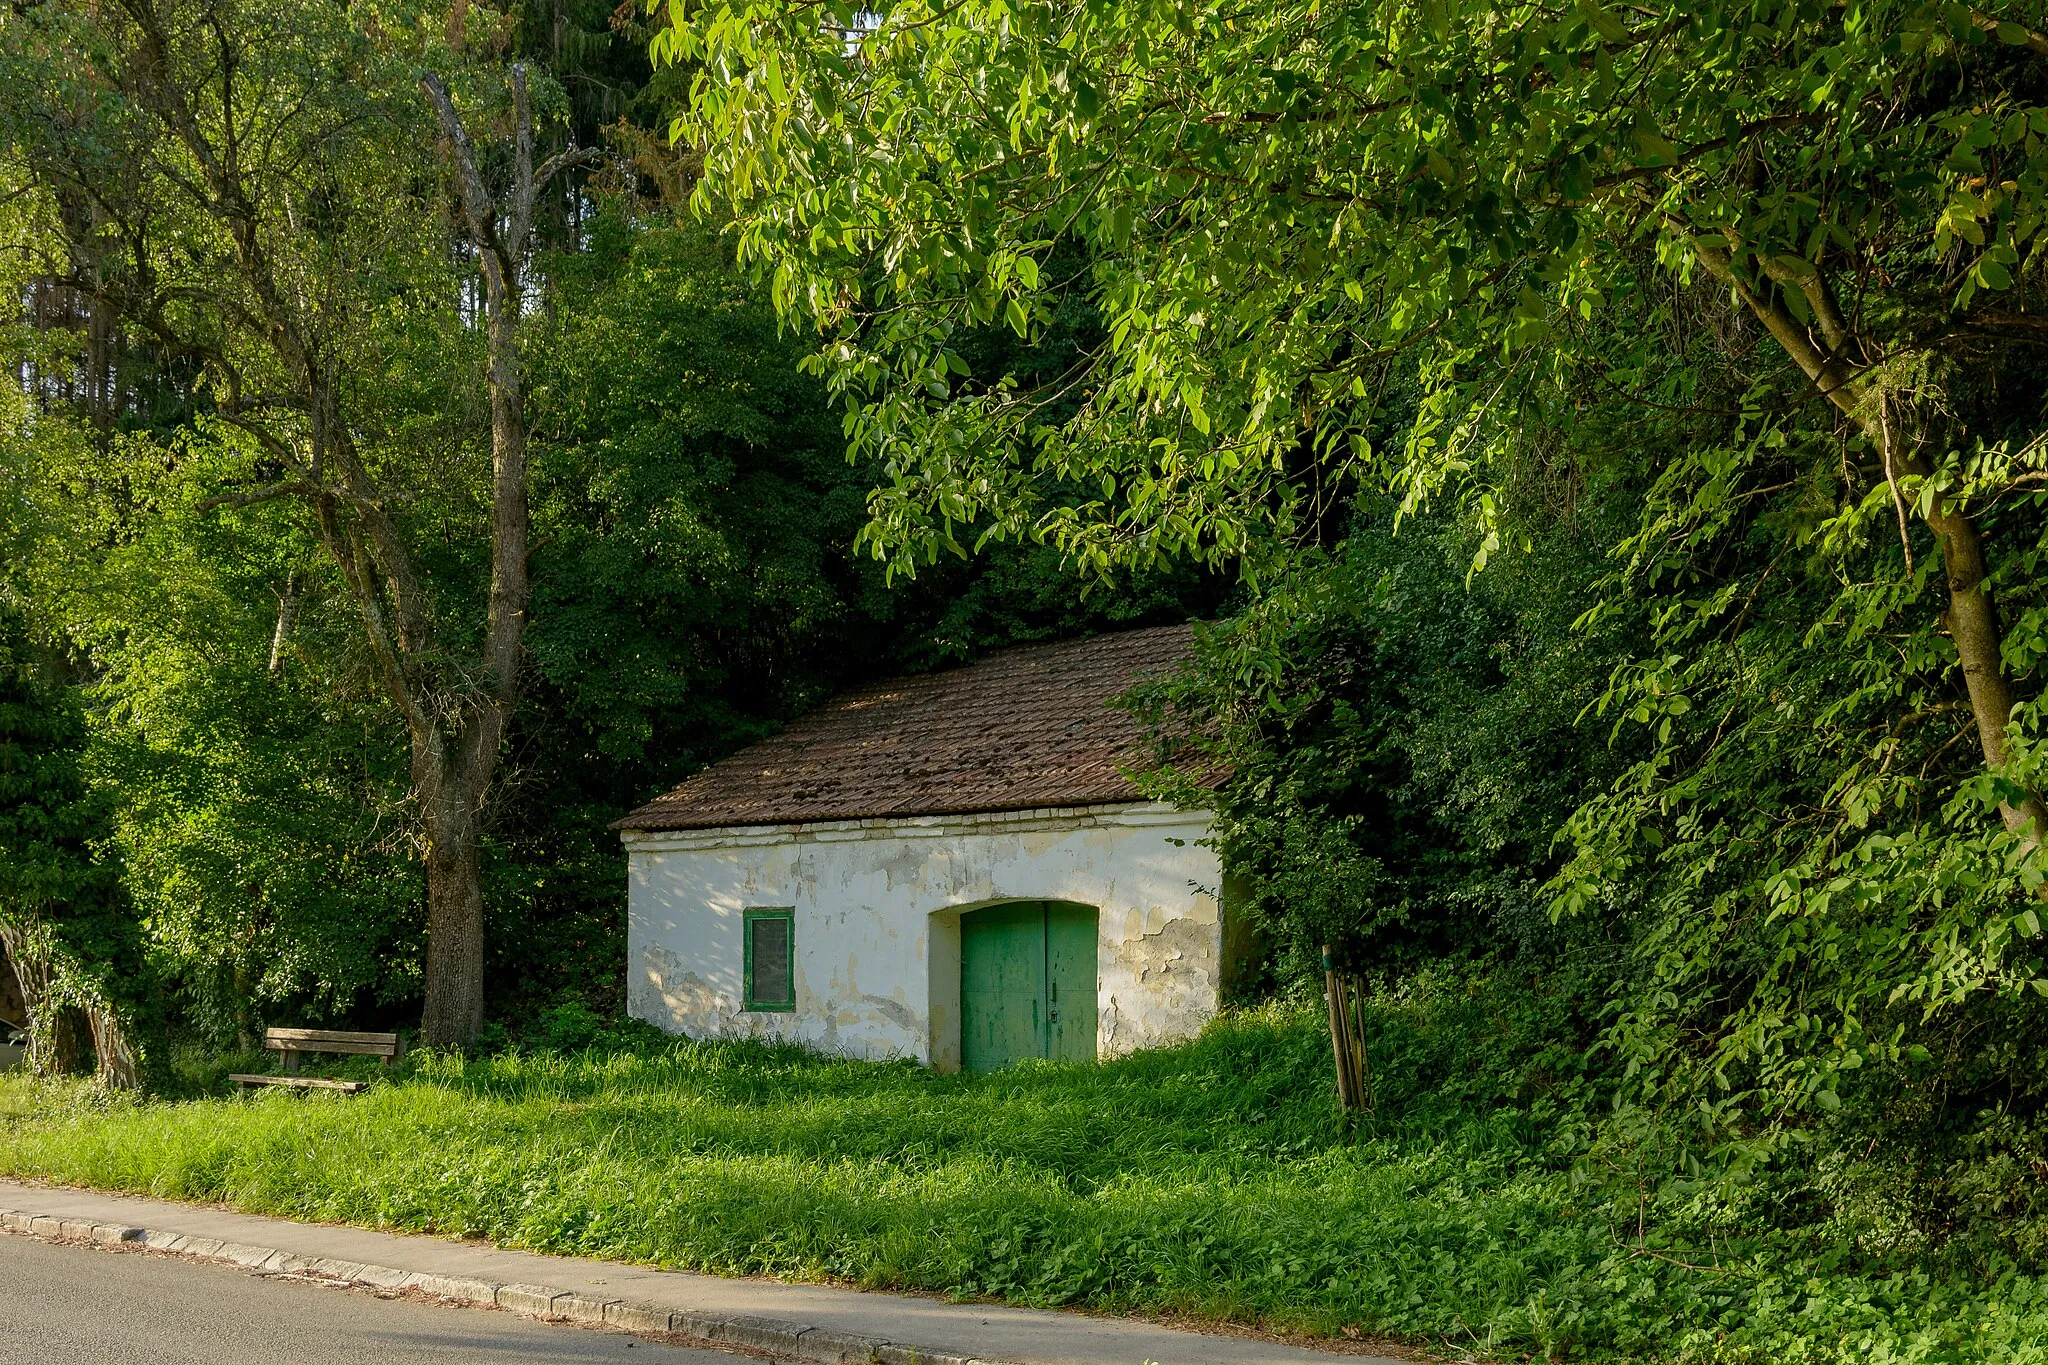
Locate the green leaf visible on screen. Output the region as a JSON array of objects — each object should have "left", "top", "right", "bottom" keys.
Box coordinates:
[
  {"left": 1632, "top": 130, "right": 1679, "bottom": 163},
  {"left": 1110, "top": 203, "right": 1133, "bottom": 246},
  {"left": 1579, "top": 0, "right": 1630, "bottom": 42}
]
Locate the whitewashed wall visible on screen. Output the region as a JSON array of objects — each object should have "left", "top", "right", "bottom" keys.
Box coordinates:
[{"left": 621, "top": 802, "right": 1222, "bottom": 1068}]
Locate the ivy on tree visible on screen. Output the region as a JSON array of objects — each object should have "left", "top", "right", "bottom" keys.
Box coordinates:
[{"left": 0, "top": 610, "right": 148, "bottom": 1083}]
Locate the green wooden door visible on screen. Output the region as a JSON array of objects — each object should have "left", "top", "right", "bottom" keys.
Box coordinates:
[
  {"left": 961, "top": 901, "right": 1098, "bottom": 1072},
  {"left": 1045, "top": 902, "right": 1098, "bottom": 1064},
  {"left": 962, "top": 902, "right": 1045, "bottom": 1073}
]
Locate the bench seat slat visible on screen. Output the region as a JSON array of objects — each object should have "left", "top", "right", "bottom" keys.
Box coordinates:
[{"left": 230, "top": 1074, "right": 368, "bottom": 1093}]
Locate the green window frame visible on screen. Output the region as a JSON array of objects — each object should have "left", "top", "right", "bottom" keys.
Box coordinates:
[{"left": 742, "top": 907, "right": 796, "bottom": 1012}]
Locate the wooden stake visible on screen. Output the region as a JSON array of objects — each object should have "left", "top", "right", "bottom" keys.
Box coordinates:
[
  {"left": 1323, "top": 944, "right": 1356, "bottom": 1110},
  {"left": 1347, "top": 971, "right": 1373, "bottom": 1112}
]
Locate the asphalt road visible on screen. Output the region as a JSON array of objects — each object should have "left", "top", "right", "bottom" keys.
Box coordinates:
[{"left": 0, "top": 1233, "right": 750, "bottom": 1364}]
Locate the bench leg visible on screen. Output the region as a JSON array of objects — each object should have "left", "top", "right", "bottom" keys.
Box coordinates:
[{"left": 282, "top": 1050, "right": 300, "bottom": 1075}]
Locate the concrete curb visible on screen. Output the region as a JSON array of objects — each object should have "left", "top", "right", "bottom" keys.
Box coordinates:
[{"left": 0, "top": 1205, "right": 998, "bottom": 1365}]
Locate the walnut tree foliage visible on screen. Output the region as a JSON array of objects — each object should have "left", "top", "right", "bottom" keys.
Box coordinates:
[
  {"left": 659, "top": 0, "right": 2048, "bottom": 1171},
  {"left": 661, "top": 2, "right": 2041, "bottom": 558}
]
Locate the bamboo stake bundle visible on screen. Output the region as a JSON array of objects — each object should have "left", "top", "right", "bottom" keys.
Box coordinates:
[{"left": 1322, "top": 944, "right": 1373, "bottom": 1112}]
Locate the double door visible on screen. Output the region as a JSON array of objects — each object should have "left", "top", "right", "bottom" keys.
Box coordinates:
[{"left": 960, "top": 901, "right": 1097, "bottom": 1072}]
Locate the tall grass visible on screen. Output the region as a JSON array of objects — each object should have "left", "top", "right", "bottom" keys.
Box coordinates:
[{"left": 1, "top": 984, "right": 2043, "bottom": 1363}]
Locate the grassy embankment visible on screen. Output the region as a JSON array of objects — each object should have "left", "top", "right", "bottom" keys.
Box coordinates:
[{"left": 0, "top": 983, "right": 2042, "bottom": 1364}]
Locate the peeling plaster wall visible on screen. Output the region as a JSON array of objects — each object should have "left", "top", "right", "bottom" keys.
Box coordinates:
[{"left": 623, "top": 803, "right": 1221, "bottom": 1067}]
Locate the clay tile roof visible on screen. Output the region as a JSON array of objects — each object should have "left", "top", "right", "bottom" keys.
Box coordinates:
[{"left": 612, "top": 624, "right": 1202, "bottom": 832}]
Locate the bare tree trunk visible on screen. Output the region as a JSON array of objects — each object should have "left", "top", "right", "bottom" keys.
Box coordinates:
[
  {"left": 86, "top": 1005, "right": 139, "bottom": 1088},
  {"left": 1692, "top": 242, "right": 2048, "bottom": 847},
  {"left": 413, "top": 65, "right": 591, "bottom": 1049},
  {"left": 267, "top": 571, "right": 298, "bottom": 676}
]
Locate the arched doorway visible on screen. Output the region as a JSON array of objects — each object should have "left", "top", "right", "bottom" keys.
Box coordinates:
[{"left": 960, "top": 901, "right": 1098, "bottom": 1072}]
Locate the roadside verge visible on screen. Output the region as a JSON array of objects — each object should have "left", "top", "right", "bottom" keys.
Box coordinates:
[
  {"left": 0, "top": 1201, "right": 978, "bottom": 1364},
  {"left": 0, "top": 1180, "right": 1394, "bottom": 1365}
]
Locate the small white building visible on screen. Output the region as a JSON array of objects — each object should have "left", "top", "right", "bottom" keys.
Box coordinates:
[{"left": 614, "top": 625, "right": 1237, "bottom": 1071}]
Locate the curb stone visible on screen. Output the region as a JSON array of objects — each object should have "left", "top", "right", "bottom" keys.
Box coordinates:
[{"left": 0, "top": 1205, "right": 997, "bottom": 1365}]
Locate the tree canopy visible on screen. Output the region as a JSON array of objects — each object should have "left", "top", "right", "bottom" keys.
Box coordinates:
[
  {"left": 660, "top": 0, "right": 2048, "bottom": 1169},
  {"left": 664, "top": 3, "right": 2044, "bottom": 563}
]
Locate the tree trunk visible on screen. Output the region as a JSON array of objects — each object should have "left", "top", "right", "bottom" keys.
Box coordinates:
[
  {"left": 46, "top": 1009, "right": 82, "bottom": 1078},
  {"left": 86, "top": 1004, "right": 139, "bottom": 1088},
  {"left": 1691, "top": 242, "right": 2048, "bottom": 847},
  {"left": 267, "top": 571, "right": 298, "bottom": 676},
  {"left": 414, "top": 716, "right": 500, "bottom": 1049},
  {"left": 0, "top": 941, "right": 25, "bottom": 1031},
  {"left": 420, "top": 804, "right": 486, "bottom": 1048},
  {"left": 1919, "top": 497, "right": 2048, "bottom": 844},
  {"left": 0, "top": 920, "right": 80, "bottom": 1077},
  {"left": 414, "top": 65, "right": 590, "bottom": 1049}
]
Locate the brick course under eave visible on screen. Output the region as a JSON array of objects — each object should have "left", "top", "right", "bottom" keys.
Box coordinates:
[{"left": 612, "top": 624, "right": 1206, "bottom": 833}]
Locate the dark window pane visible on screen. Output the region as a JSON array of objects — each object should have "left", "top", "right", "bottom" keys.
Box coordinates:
[{"left": 750, "top": 916, "right": 791, "bottom": 1005}]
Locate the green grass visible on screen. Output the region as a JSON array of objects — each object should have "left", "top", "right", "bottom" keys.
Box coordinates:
[{"left": 1, "top": 994, "right": 2044, "bottom": 1364}]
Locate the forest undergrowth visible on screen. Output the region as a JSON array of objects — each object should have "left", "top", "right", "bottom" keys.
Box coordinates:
[{"left": 2, "top": 976, "right": 2042, "bottom": 1365}]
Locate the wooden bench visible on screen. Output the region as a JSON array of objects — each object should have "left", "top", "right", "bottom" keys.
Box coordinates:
[{"left": 230, "top": 1028, "right": 403, "bottom": 1094}]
